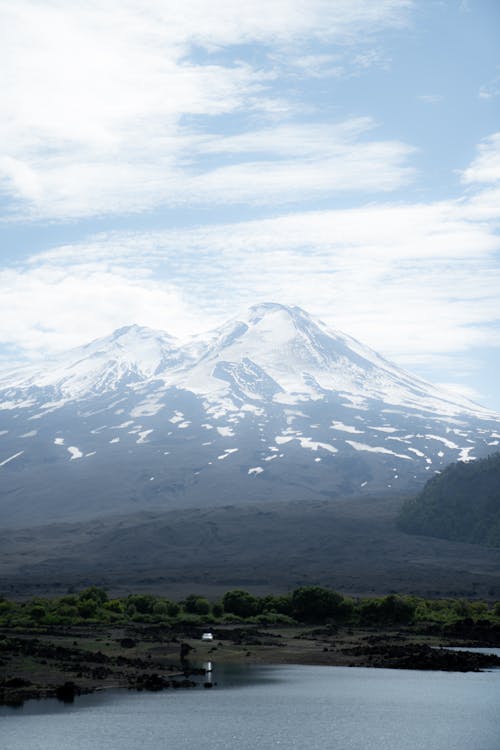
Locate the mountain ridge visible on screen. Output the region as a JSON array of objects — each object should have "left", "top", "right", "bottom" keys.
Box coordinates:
[
  {"left": 0, "top": 303, "right": 492, "bottom": 416},
  {"left": 0, "top": 303, "right": 499, "bottom": 527}
]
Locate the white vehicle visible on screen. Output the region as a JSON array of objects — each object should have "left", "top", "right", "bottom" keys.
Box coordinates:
[{"left": 201, "top": 632, "right": 214, "bottom": 641}]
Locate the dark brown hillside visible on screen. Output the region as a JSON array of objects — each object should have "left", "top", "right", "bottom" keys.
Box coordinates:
[{"left": 2, "top": 495, "right": 500, "bottom": 601}]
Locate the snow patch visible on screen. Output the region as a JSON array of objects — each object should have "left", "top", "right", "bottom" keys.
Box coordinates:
[
  {"left": 459, "top": 446, "right": 476, "bottom": 462},
  {"left": 330, "top": 421, "right": 363, "bottom": 434},
  {"left": 248, "top": 466, "right": 264, "bottom": 475},
  {"left": 425, "top": 434, "right": 459, "bottom": 449},
  {"left": 217, "top": 426, "right": 234, "bottom": 437},
  {"left": 137, "top": 429, "right": 153, "bottom": 444},
  {"left": 240, "top": 404, "right": 264, "bottom": 415},
  {"left": 67, "top": 446, "right": 83, "bottom": 460},
  {"left": 0, "top": 399, "right": 36, "bottom": 411},
  {"left": 346, "top": 441, "right": 412, "bottom": 460},
  {"left": 298, "top": 437, "right": 338, "bottom": 454},
  {"left": 275, "top": 435, "right": 294, "bottom": 445},
  {"left": 90, "top": 425, "right": 108, "bottom": 434},
  {"left": 131, "top": 399, "right": 164, "bottom": 417},
  {"left": 54, "top": 437, "right": 65, "bottom": 445},
  {"left": 407, "top": 447, "right": 425, "bottom": 458},
  {"left": 341, "top": 395, "right": 368, "bottom": 410},
  {"left": 169, "top": 412, "right": 185, "bottom": 424},
  {"left": 218, "top": 448, "right": 239, "bottom": 460},
  {"left": 0, "top": 451, "right": 24, "bottom": 467}
]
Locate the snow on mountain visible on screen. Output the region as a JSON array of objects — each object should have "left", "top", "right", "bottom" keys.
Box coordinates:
[
  {"left": 0, "top": 303, "right": 499, "bottom": 526},
  {"left": 0, "top": 325, "right": 180, "bottom": 401},
  {"left": 172, "top": 303, "right": 490, "bottom": 416},
  {"left": 0, "top": 303, "right": 492, "bottom": 417}
]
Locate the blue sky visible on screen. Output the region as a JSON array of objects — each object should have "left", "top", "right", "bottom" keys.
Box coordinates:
[{"left": 1, "top": 0, "right": 499, "bottom": 409}]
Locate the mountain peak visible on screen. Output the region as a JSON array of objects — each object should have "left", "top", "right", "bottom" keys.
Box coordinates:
[
  {"left": 102, "top": 324, "right": 177, "bottom": 345},
  {"left": 246, "top": 301, "right": 299, "bottom": 317},
  {"left": 245, "top": 302, "right": 315, "bottom": 327}
]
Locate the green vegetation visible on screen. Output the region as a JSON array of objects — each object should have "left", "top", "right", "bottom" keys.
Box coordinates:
[
  {"left": 398, "top": 452, "right": 500, "bottom": 546},
  {"left": 1, "top": 586, "right": 499, "bottom": 630}
]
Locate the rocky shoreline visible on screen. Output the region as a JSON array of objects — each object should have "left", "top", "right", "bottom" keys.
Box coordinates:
[{"left": 2, "top": 623, "right": 499, "bottom": 707}]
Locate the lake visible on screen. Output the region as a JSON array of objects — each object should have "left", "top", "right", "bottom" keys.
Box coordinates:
[{"left": 2, "top": 664, "right": 500, "bottom": 750}]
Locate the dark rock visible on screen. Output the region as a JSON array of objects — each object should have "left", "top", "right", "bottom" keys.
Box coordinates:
[
  {"left": 119, "top": 638, "right": 136, "bottom": 649},
  {"left": 55, "top": 681, "right": 81, "bottom": 703},
  {"left": 2, "top": 678, "right": 32, "bottom": 688},
  {"left": 344, "top": 642, "right": 500, "bottom": 672}
]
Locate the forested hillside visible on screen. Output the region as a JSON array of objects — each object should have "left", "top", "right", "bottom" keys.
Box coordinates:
[{"left": 398, "top": 453, "right": 500, "bottom": 546}]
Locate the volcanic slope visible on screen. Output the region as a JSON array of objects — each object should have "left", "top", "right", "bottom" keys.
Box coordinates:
[{"left": 1, "top": 303, "right": 499, "bottom": 526}]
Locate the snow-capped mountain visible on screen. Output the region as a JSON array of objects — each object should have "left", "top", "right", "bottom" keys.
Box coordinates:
[{"left": 1, "top": 303, "right": 499, "bottom": 526}]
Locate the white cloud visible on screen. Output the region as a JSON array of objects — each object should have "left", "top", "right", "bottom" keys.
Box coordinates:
[
  {"left": 461, "top": 133, "right": 500, "bottom": 185},
  {"left": 418, "top": 94, "right": 443, "bottom": 104},
  {"left": 479, "top": 72, "right": 500, "bottom": 100},
  {"left": 0, "top": 264, "right": 214, "bottom": 357},
  {"left": 436, "top": 382, "right": 485, "bottom": 405},
  {"left": 0, "top": 0, "right": 414, "bottom": 219},
  {"left": 5, "top": 165, "right": 499, "bottom": 365}
]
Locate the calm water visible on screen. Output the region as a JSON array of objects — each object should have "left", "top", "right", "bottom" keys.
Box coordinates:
[{"left": 2, "top": 664, "right": 500, "bottom": 750}]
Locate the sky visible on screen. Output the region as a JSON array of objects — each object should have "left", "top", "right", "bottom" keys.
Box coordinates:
[{"left": 1, "top": 0, "right": 500, "bottom": 409}]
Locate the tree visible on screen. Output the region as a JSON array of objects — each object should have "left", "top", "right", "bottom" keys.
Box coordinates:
[
  {"left": 126, "top": 594, "right": 157, "bottom": 615},
  {"left": 359, "top": 595, "right": 415, "bottom": 625},
  {"left": 291, "top": 586, "right": 344, "bottom": 622},
  {"left": 78, "top": 586, "right": 108, "bottom": 605},
  {"left": 183, "top": 594, "right": 210, "bottom": 615},
  {"left": 77, "top": 599, "right": 98, "bottom": 619},
  {"left": 212, "top": 602, "right": 223, "bottom": 618},
  {"left": 260, "top": 594, "right": 293, "bottom": 616},
  {"left": 222, "top": 590, "right": 259, "bottom": 618}
]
